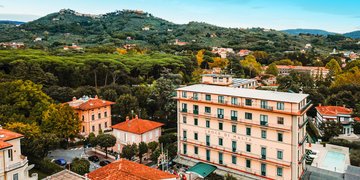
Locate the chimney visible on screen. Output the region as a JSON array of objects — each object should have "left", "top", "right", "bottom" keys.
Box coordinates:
[
  {"left": 319, "top": 104, "right": 321, "bottom": 107},
  {"left": 135, "top": 115, "right": 138, "bottom": 119},
  {"left": 126, "top": 116, "right": 129, "bottom": 122},
  {"left": 95, "top": 95, "right": 98, "bottom": 99},
  {"left": 72, "top": 97, "right": 77, "bottom": 101},
  {"left": 0, "top": 125, "right": 2, "bottom": 129},
  {"left": 343, "top": 105, "right": 346, "bottom": 108}
]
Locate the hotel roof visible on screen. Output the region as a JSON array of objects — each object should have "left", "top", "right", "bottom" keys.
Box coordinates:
[
  {"left": 87, "top": 159, "right": 177, "bottom": 180},
  {"left": 177, "top": 84, "right": 308, "bottom": 103},
  {"left": 315, "top": 106, "right": 353, "bottom": 116},
  {"left": 111, "top": 118, "right": 164, "bottom": 134},
  {"left": 66, "top": 95, "right": 115, "bottom": 110}
]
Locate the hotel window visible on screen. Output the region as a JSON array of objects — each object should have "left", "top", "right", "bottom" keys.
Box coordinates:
[
  {"left": 232, "top": 155, "right": 237, "bottom": 164},
  {"left": 91, "top": 114, "right": 95, "bottom": 121},
  {"left": 217, "top": 108, "right": 224, "bottom": 119},
  {"left": 261, "top": 130, "right": 267, "bottom": 139},
  {"left": 246, "top": 127, "right": 251, "bottom": 136},
  {"left": 155, "top": 130, "right": 159, "bottom": 137},
  {"left": 219, "top": 77, "right": 223, "bottom": 82},
  {"left": 231, "top": 110, "right": 238, "bottom": 120},
  {"left": 261, "top": 163, "right": 266, "bottom": 176},
  {"left": 206, "top": 135, "right": 210, "bottom": 146},
  {"left": 206, "top": 120, "right": 210, "bottom": 128},
  {"left": 213, "top": 77, "right": 217, "bottom": 82},
  {"left": 277, "top": 102, "right": 285, "bottom": 110},
  {"left": 82, "top": 115, "right": 84, "bottom": 121},
  {"left": 260, "top": 115, "right": 268, "bottom": 126},
  {"left": 219, "top": 122, "right": 223, "bottom": 130},
  {"left": 205, "top": 94, "right": 211, "bottom": 101},
  {"left": 232, "top": 141, "right": 237, "bottom": 152},
  {"left": 194, "top": 132, "right": 198, "bottom": 140},
  {"left": 261, "top": 147, "right": 267, "bottom": 159},
  {"left": 231, "top": 97, "right": 238, "bottom": 105},
  {"left": 246, "top": 144, "right": 251, "bottom": 152},
  {"left": 105, "top": 122, "right": 107, "bottom": 128},
  {"left": 181, "top": 103, "right": 187, "bottom": 112},
  {"left": 99, "top": 124, "right": 102, "bottom": 131},
  {"left": 183, "top": 130, "right": 187, "bottom": 140},
  {"left": 82, "top": 126, "right": 85, "bottom": 132},
  {"left": 218, "top": 138, "right": 223, "bottom": 146},
  {"left": 98, "top": 113, "right": 101, "bottom": 119},
  {"left": 245, "top": 99, "right": 252, "bottom": 106},
  {"left": 277, "top": 150, "right": 283, "bottom": 160},
  {"left": 232, "top": 125, "right": 237, "bottom": 133},
  {"left": 8, "top": 149, "right": 13, "bottom": 161},
  {"left": 246, "top": 159, "right": 251, "bottom": 168},
  {"left": 245, "top": 112, "right": 252, "bottom": 120},
  {"left": 260, "top": 100, "right": 268, "bottom": 109},
  {"left": 92, "top": 125, "right": 95, "bottom": 132},
  {"left": 182, "top": 91, "right": 187, "bottom": 98},
  {"left": 193, "top": 92, "right": 198, "bottom": 100},
  {"left": 205, "top": 107, "right": 211, "bottom": 114},
  {"left": 278, "top": 133, "right": 283, "bottom": 142},
  {"left": 182, "top": 116, "right": 187, "bottom": 123},
  {"left": 219, "top": 152, "right": 223, "bottom": 164},
  {"left": 218, "top": 96, "right": 225, "bottom": 103},
  {"left": 194, "top": 146, "right": 198, "bottom": 155},
  {"left": 13, "top": 174, "right": 18, "bottom": 180},
  {"left": 183, "top": 144, "right": 187, "bottom": 154},
  {"left": 194, "top": 118, "right": 198, "bottom": 126},
  {"left": 193, "top": 105, "right": 199, "bottom": 115},
  {"left": 206, "top": 149, "right": 210, "bottom": 161},
  {"left": 277, "top": 167, "right": 283, "bottom": 177},
  {"left": 104, "top": 111, "right": 107, "bottom": 117},
  {"left": 277, "top": 117, "right": 284, "bottom": 125}
]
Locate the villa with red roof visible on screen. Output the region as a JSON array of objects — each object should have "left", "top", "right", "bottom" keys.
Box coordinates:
[
  {"left": 87, "top": 158, "right": 176, "bottom": 180},
  {"left": 315, "top": 105, "right": 354, "bottom": 135},
  {"left": 111, "top": 116, "right": 164, "bottom": 153},
  {"left": 66, "top": 95, "right": 115, "bottom": 136},
  {"left": 0, "top": 127, "right": 37, "bottom": 180}
]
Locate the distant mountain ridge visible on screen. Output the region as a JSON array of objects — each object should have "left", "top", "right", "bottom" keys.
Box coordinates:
[
  {"left": 282, "top": 29, "right": 337, "bottom": 36},
  {"left": 0, "top": 20, "right": 25, "bottom": 25}
]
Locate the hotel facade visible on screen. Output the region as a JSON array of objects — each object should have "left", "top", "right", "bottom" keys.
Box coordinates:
[{"left": 175, "top": 84, "right": 312, "bottom": 180}]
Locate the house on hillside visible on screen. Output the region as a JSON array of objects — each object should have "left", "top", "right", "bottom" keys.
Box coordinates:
[
  {"left": 66, "top": 95, "right": 115, "bottom": 136},
  {"left": 63, "top": 43, "right": 83, "bottom": 50},
  {"left": 142, "top": 26, "right": 150, "bottom": 31},
  {"left": 111, "top": 116, "right": 164, "bottom": 153},
  {"left": 237, "top": 49, "right": 252, "bottom": 57},
  {"left": 315, "top": 105, "right": 354, "bottom": 135},
  {"left": 211, "top": 47, "right": 234, "bottom": 59},
  {"left": 174, "top": 39, "right": 188, "bottom": 46}
]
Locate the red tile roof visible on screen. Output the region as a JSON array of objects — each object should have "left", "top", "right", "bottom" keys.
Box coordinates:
[
  {"left": 111, "top": 118, "right": 164, "bottom": 134},
  {"left": 66, "top": 96, "right": 115, "bottom": 110},
  {"left": 87, "top": 159, "right": 176, "bottom": 180},
  {"left": 0, "top": 128, "right": 24, "bottom": 149},
  {"left": 354, "top": 117, "right": 360, "bottom": 122},
  {"left": 315, "top": 106, "right": 353, "bottom": 116}
]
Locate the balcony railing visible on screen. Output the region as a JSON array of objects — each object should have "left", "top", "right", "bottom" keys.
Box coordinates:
[
  {"left": 5, "top": 156, "right": 28, "bottom": 171},
  {"left": 261, "top": 155, "right": 266, "bottom": 160},
  {"left": 218, "top": 114, "right": 224, "bottom": 119},
  {"left": 261, "top": 105, "right": 273, "bottom": 111},
  {"left": 299, "top": 134, "right": 308, "bottom": 146},
  {"left": 193, "top": 110, "right": 199, "bottom": 115},
  {"left": 206, "top": 142, "right": 210, "bottom": 146},
  {"left": 231, "top": 116, "right": 238, "bottom": 121},
  {"left": 260, "top": 121, "right": 268, "bottom": 126},
  {"left": 181, "top": 108, "right": 187, "bottom": 113},
  {"left": 299, "top": 118, "right": 309, "bottom": 129}
]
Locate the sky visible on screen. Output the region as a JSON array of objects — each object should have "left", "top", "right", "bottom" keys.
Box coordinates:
[{"left": 0, "top": 0, "right": 359, "bottom": 33}]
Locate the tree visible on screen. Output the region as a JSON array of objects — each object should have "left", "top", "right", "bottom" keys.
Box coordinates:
[
  {"left": 41, "top": 104, "right": 81, "bottom": 141},
  {"left": 150, "top": 148, "right": 161, "bottom": 162},
  {"left": 274, "top": 59, "right": 294, "bottom": 65},
  {"left": 265, "top": 63, "right": 279, "bottom": 76},
  {"left": 100, "top": 89, "right": 118, "bottom": 102},
  {"left": 240, "top": 55, "right": 262, "bottom": 77},
  {"left": 158, "top": 134, "right": 177, "bottom": 146},
  {"left": 70, "top": 158, "right": 90, "bottom": 175},
  {"left": 138, "top": 142, "right": 148, "bottom": 164},
  {"left": 353, "top": 121, "right": 360, "bottom": 134},
  {"left": 121, "top": 143, "right": 138, "bottom": 160},
  {"left": 326, "top": 59, "right": 342, "bottom": 75},
  {"left": 88, "top": 132, "right": 98, "bottom": 147},
  {"left": 332, "top": 67, "right": 360, "bottom": 88},
  {"left": 319, "top": 121, "right": 343, "bottom": 141},
  {"left": 96, "top": 134, "right": 116, "bottom": 158},
  {"left": 148, "top": 141, "right": 158, "bottom": 152},
  {"left": 114, "top": 94, "right": 139, "bottom": 118},
  {"left": 225, "top": 173, "right": 237, "bottom": 180}
]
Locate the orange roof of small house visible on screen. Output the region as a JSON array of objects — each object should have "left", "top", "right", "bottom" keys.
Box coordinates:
[
  {"left": 66, "top": 96, "right": 115, "bottom": 111},
  {"left": 315, "top": 105, "right": 353, "bottom": 116},
  {"left": 111, "top": 117, "right": 164, "bottom": 134},
  {"left": 354, "top": 117, "right": 360, "bottom": 122},
  {"left": 87, "top": 158, "right": 177, "bottom": 180},
  {"left": 0, "top": 128, "right": 24, "bottom": 149}
]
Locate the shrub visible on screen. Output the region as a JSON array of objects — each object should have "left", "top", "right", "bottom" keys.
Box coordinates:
[{"left": 34, "top": 158, "right": 63, "bottom": 174}]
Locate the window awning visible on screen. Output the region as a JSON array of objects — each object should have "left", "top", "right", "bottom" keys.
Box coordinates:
[{"left": 186, "top": 162, "right": 217, "bottom": 178}]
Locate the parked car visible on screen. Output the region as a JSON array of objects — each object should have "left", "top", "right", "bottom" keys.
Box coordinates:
[
  {"left": 54, "top": 158, "right": 67, "bottom": 166},
  {"left": 88, "top": 155, "right": 100, "bottom": 162},
  {"left": 99, "top": 160, "right": 111, "bottom": 166}
]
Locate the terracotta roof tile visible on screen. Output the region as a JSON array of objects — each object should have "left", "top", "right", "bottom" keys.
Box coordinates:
[
  {"left": 0, "top": 128, "right": 23, "bottom": 149},
  {"left": 0, "top": 141, "right": 12, "bottom": 150},
  {"left": 111, "top": 118, "right": 164, "bottom": 134},
  {"left": 87, "top": 159, "right": 176, "bottom": 180},
  {"left": 66, "top": 96, "right": 115, "bottom": 110},
  {"left": 315, "top": 106, "right": 353, "bottom": 116}
]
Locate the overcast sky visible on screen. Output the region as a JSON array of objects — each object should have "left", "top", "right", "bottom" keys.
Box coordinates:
[{"left": 0, "top": 0, "right": 359, "bottom": 33}]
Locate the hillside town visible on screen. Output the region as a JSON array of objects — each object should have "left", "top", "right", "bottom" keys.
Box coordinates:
[{"left": 1, "top": 1, "right": 360, "bottom": 180}]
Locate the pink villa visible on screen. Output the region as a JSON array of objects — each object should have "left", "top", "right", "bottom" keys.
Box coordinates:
[
  {"left": 175, "top": 84, "right": 311, "bottom": 180},
  {"left": 111, "top": 116, "right": 164, "bottom": 153},
  {"left": 66, "top": 95, "right": 115, "bottom": 137}
]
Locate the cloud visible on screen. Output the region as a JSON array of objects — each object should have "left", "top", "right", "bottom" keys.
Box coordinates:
[{"left": 0, "top": 5, "right": 4, "bottom": 8}]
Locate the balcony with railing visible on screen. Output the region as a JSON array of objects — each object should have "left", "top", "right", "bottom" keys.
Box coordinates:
[
  {"left": 217, "top": 114, "right": 224, "bottom": 119},
  {"left": 193, "top": 110, "right": 199, "bottom": 115},
  {"left": 260, "top": 121, "right": 268, "bottom": 126},
  {"left": 181, "top": 108, "right": 187, "bottom": 113},
  {"left": 260, "top": 105, "right": 273, "bottom": 111},
  {"left": 5, "top": 155, "right": 28, "bottom": 171},
  {"left": 231, "top": 116, "right": 238, "bottom": 121}
]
